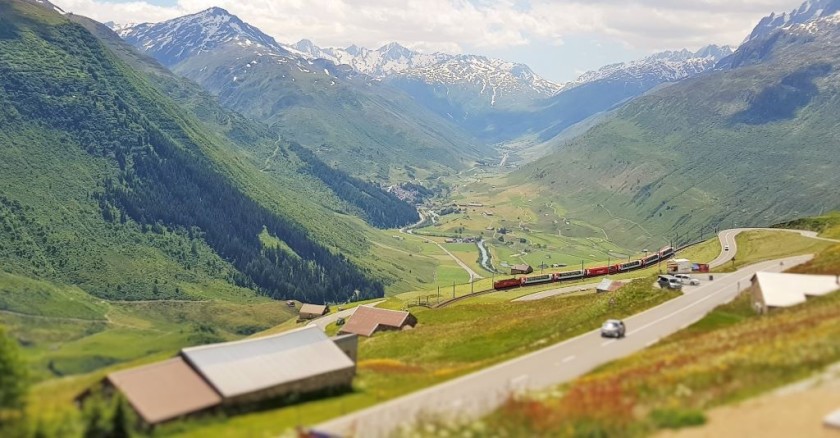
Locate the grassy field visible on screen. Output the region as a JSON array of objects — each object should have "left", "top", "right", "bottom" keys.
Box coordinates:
[
  {"left": 462, "top": 241, "right": 840, "bottom": 437},
  {"left": 143, "top": 275, "right": 681, "bottom": 437},
  {"left": 719, "top": 230, "right": 834, "bottom": 271},
  {"left": 774, "top": 211, "right": 840, "bottom": 239}
]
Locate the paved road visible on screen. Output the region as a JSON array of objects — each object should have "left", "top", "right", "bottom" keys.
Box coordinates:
[
  {"left": 710, "top": 228, "right": 840, "bottom": 268},
  {"left": 314, "top": 255, "right": 813, "bottom": 437}
]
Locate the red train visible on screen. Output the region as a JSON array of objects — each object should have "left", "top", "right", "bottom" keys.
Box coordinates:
[{"left": 494, "top": 246, "right": 675, "bottom": 290}]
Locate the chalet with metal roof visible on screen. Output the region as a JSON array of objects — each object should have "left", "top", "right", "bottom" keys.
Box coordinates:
[
  {"left": 511, "top": 264, "right": 533, "bottom": 275},
  {"left": 181, "top": 326, "right": 355, "bottom": 403},
  {"left": 78, "top": 326, "right": 357, "bottom": 424},
  {"left": 298, "top": 303, "right": 329, "bottom": 320},
  {"left": 338, "top": 306, "right": 417, "bottom": 337}
]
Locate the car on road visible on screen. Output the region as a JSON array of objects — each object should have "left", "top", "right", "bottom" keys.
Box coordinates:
[
  {"left": 657, "top": 275, "right": 683, "bottom": 289},
  {"left": 675, "top": 274, "right": 700, "bottom": 286},
  {"left": 601, "top": 319, "right": 626, "bottom": 338},
  {"left": 724, "top": 245, "right": 730, "bottom": 251}
]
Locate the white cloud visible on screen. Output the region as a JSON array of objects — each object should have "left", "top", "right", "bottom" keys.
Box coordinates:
[{"left": 53, "top": 0, "right": 806, "bottom": 53}]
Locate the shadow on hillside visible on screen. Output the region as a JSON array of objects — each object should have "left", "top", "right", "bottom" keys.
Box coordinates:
[{"left": 730, "top": 63, "right": 833, "bottom": 125}]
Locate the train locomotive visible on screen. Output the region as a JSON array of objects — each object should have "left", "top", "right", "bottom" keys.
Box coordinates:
[{"left": 493, "top": 246, "right": 675, "bottom": 290}]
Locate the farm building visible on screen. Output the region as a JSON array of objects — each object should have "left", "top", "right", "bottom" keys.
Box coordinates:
[
  {"left": 96, "top": 357, "right": 222, "bottom": 425},
  {"left": 511, "top": 264, "right": 533, "bottom": 275},
  {"left": 299, "top": 303, "right": 329, "bottom": 320},
  {"left": 749, "top": 272, "right": 840, "bottom": 314},
  {"left": 78, "top": 326, "right": 357, "bottom": 425},
  {"left": 338, "top": 306, "right": 417, "bottom": 337},
  {"left": 181, "top": 326, "right": 356, "bottom": 404},
  {"left": 596, "top": 278, "right": 624, "bottom": 293}
]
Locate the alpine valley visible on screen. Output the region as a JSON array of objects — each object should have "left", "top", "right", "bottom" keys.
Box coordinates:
[{"left": 2, "top": 0, "right": 840, "bottom": 436}]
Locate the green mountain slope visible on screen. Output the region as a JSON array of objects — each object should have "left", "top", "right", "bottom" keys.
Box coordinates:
[
  {"left": 513, "top": 20, "right": 840, "bottom": 249},
  {"left": 0, "top": 0, "right": 385, "bottom": 304},
  {"left": 118, "top": 9, "right": 486, "bottom": 181}
]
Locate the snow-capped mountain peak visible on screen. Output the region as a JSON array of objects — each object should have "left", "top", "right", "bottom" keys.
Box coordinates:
[
  {"left": 289, "top": 39, "right": 563, "bottom": 104},
  {"left": 119, "top": 7, "right": 288, "bottom": 66},
  {"left": 568, "top": 44, "right": 733, "bottom": 89},
  {"left": 745, "top": 0, "right": 840, "bottom": 42}
]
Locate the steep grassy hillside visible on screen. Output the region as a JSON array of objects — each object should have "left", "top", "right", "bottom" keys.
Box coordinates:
[
  {"left": 0, "top": 0, "right": 383, "bottom": 304},
  {"left": 175, "top": 46, "right": 484, "bottom": 181},
  {"left": 117, "top": 9, "right": 486, "bottom": 182},
  {"left": 513, "top": 23, "right": 840, "bottom": 249}
]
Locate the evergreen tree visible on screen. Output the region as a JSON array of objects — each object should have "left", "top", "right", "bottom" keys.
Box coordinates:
[{"left": 0, "top": 325, "right": 28, "bottom": 416}]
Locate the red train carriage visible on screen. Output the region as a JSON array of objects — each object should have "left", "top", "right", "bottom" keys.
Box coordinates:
[
  {"left": 522, "top": 274, "right": 553, "bottom": 285},
  {"left": 554, "top": 270, "right": 584, "bottom": 281},
  {"left": 619, "top": 259, "right": 643, "bottom": 271},
  {"left": 641, "top": 253, "right": 660, "bottom": 266},
  {"left": 493, "top": 278, "right": 523, "bottom": 290},
  {"left": 584, "top": 266, "right": 610, "bottom": 277}
]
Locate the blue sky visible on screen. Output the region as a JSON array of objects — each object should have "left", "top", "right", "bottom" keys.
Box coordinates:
[{"left": 54, "top": 0, "right": 806, "bottom": 83}]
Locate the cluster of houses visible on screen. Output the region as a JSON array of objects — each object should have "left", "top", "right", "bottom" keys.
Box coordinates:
[{"left": 444, "top": 237, "right": 478, "bottom": 244}]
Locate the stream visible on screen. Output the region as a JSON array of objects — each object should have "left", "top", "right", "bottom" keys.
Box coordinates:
[{"left": 477, "top": 239, "right": 496, "bottom": 273}]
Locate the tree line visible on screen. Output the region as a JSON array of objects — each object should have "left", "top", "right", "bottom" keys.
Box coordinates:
[{"left": 289, "top": 142, "right": 419, "bottom": 228}]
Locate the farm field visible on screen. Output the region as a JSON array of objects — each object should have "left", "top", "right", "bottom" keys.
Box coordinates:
[{"left": 720, "top": 230, "right": 834, "bottom": 271}]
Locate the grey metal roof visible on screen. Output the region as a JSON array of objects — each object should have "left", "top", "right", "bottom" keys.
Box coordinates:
[{"left": 181, "top": 326, "right": 354, "bottom": 398}]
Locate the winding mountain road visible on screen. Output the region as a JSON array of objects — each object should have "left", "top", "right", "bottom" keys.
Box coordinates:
[
  {"left": 313, "top": 228, "right": 838, "bottom": 436},
  {"left": 710, "top": 228, "right": 840, "bottom": 268},
  {"left": 315, "top": 255, "right": 815, "bottom": 436}
]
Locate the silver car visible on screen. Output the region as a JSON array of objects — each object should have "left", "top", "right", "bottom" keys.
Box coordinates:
[{"left": 601, "top": 319, "right": 626, "bottom": 338}]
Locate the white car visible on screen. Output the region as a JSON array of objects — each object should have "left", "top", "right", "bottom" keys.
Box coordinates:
[
  {"left": 675, "top": 274, "right": 700, "bottom": 285},
  {"left": 724, "top": 245, "right": 730, "bottom": 251}
]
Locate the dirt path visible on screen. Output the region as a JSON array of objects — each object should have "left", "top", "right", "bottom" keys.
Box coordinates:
[{"left": 434, "top": 242, "right": 483, "bottom": 282}]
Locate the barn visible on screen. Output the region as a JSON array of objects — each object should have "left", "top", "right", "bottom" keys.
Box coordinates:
[
  {"left": 79, "top": 326, "right": 357, "bottom": 425},
  {"left": 338, "top": 306, "right": 417, "bottom": 337},
  {"left": 749, "top": 272, "right": 840, "bottom": 314},
  {"left": 181, "top": 326, "right": 356, "bottom": 404},
  {"left": 299, "top": 303, "right": 329, "bottom": 320},
  {"left": 511, "top": 264, "right": 533, "bottom": 275}
]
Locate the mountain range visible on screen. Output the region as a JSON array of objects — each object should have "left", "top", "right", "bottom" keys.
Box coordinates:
[
  {"left": 116, "top": 8, "right": 733, "bottom": 147},
  {"left": 116, "top": 8, "right": 485, "bottom": 181},
  {"left": 515, "top": 0, "right": 840, "bottom": 248}
]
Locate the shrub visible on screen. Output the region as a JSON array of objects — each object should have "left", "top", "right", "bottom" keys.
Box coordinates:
[{"left": 649, "top": 408, "right": 706, "bottom": 429}]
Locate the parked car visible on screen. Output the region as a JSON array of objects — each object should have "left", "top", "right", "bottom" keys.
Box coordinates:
[
  {"left": 675, "top": 274, "right": 700, "bottom": 286},
  {"left": 601, "top": 319, "right": 626, "bottom": 338},
  {"left": 657, "top": 275, "right": 683, "bottom": 289}
]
